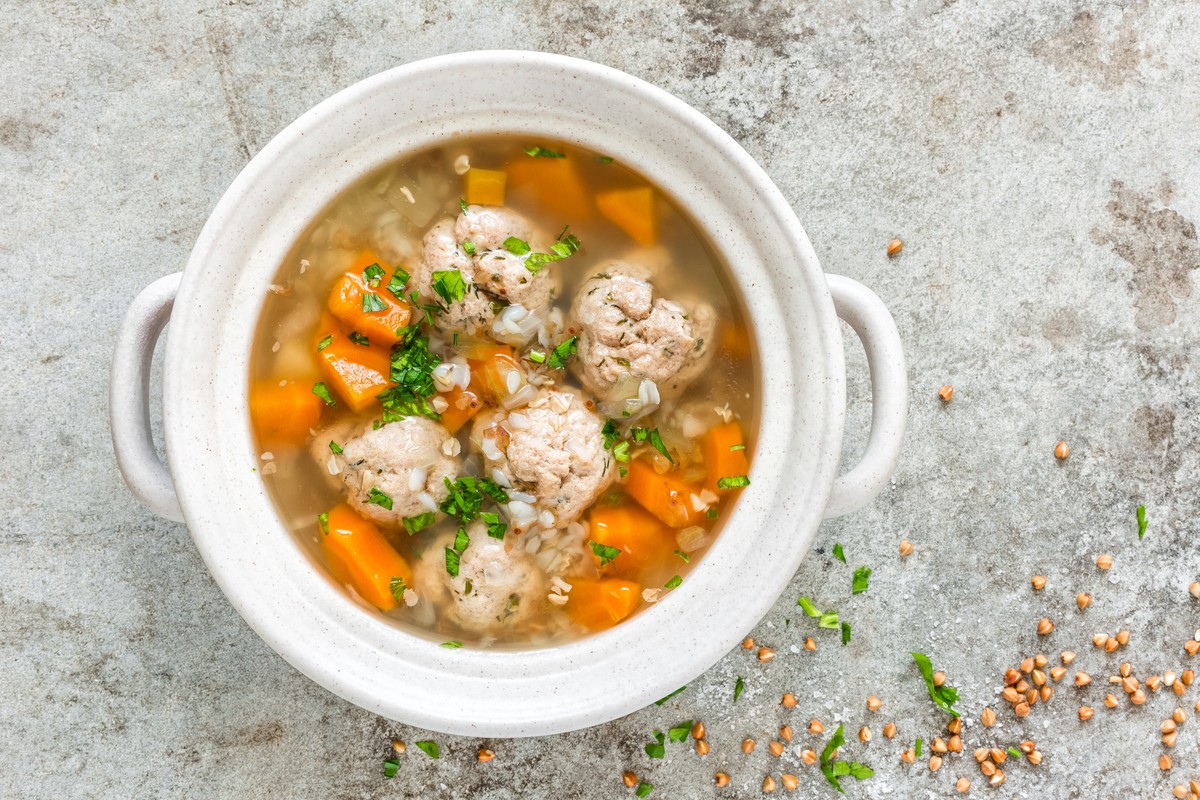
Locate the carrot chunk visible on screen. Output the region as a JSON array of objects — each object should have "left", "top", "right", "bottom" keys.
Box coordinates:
[
  {"left": 249, "top": 380, "right": 322, "bottom": 446},
  {"left": 464, "top": 167, "right": 507, "bottom": 206},
  {"left": 701, "top": 421, "right": 751, "bottom": 494},
  {"left": 321, "top": 504, "right": 412, "bottom": 612},
  {"left": 467, "top": 344, "right": 527, "bottom": 405},
  {"left": 718, "top": 318, "right": 752, "bottom": 360},
  {"left": 564, "top": 577, "right": 642, "bottom": 631},
  {"left": 587, "top": 503, "right": 673, "bottom": 576},
  {"left": 327, "top": 250, "right": 412, "bottom": 345},
  {"left": 506, "top": 155, "right": 592, "bottom": 221},
  {"left": 596, "top": 187, "right": 657, "bottom": 246},
  {"left": 317, "top": 336, "right": 393, "bottom": 412},
  {"left": 439, "top": 385, "right": 483, "bottom": 434},
  {"left": 624, "top": 459, "right": 704, "bottom": 528}
]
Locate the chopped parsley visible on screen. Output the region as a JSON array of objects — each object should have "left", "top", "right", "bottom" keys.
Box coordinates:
[
  {"left": 440, "top": 641, "right": 463, "bottom": 649},
  {"left": 612, "top": 441, "right": 631, "bottom": 462},
  {"left": 852, "top": 565, "right": 871, "bottom": 595},
  {"left": 383, "top": 758, "right": 399, "bottom": 778},
  {"left": 832, "top": 543, "right": 846, "bottom": 563},
  {"left": 431, "top": 269, "right": 467, "bottom": 304},
  {"left": 414, "top": 740, "right": 439, "bottom": 759},
  {"left": 914, "top": 737, "right": 923, "bottom": 758},
  {"left": 706, "top": 508, "right": 719, "bottom": 519},
  {"left": 596, "top": 155, "right": 614, "bottom": 164},
  {"left": 797, "top": 595, "right": 840, "bottom": 629},
  {"left": 503, "top": 236, "right": 531, "bottom": 255},
  {"left": 674, "top": 549, "right": 690, "bottom": 563},
  {"left": 601, "top": 420, "right": 621, "bottom": 449},
  {"left": 366, "top": 488, "right": 393, "bottom": 510},
  {"left": 386, "top": 268, "right": 410, "bottom": 299},
  {"left": 362, "top": 263, "right": 385, "bottom": 287},
  {"left": 654, "top": 686, "right": 686, "bottom": 706},
  {"left": 452, "top": 526, "right": 470, "bottom": 553},
  {"left": 527, "top": 349, "right": 547, "bottom": 364},
  {"left": 312, "top": 382, "right": 336, "bottom": 407},
  {"left": 733, "top": 675, "right": 744, "bottom": 703},
  {"left": 841, "top": 621, "right": 852, "bottom": 645},
  {"left": 820, "top": 725, "right": 874, "bottom": 793},
  {"left": 664, "top": 575, "right": 682, "bottom": 589},
  {"left": 348, "top": 331, "right": 370, "bottom": 346},
  {"left": 631, "top": 427, "right": 673, "bottom": 463},
  {"left": 635, "top": 782, "right": 653, "bottom": 798},
  {"left": 667, "top": 721, "right": 692, "bottom": 743},
  {"left": 523, "top": 145, "right": 565, "bottom": 158},
  {"left": 910, "top": 651, "right": 960, "bottom": 718},
  {"left": 440, "top": 476, "right": 510, "bottom": 524},
  {"left": 481, "top": 511, "right": 506, "bottom": 539},
  {"left": 459, "top": 198, "right": 469, "bottom": 215},
  {"left": 546, "top": 336, "right": 578, "bottom": 369},
  {"left": 444, "top": 547, "right": 461, "bottom": 577},
  {"left": 389, "top": 577, "right": 406, "bottom": 604},
  {"left": 1007, "top": 746, "right": 1022, "bottom": 759},
  {"left": 644, "top": 730, "right": 666, "bottom": 759},
  {"left": 729, "top": 443, "right": 746, "bottom": 451},
  {"left": 378, "top": 331, "right": 441, "bottom": 420},
  {"left": 461, "top": 240, "right": 476, "bottom": 256},
  {"left": 316, "top": 334, "right": 333, "bottom": 351},
  {"left": 328, "top": 440, "right": 343, "bottom": 454},
  {"left": 589, "top": 540, "right": 621, "bottom": 567},
  {"left": 317, "top": 512, "right": 329, "bottom": 535},
  {"left": 526, "top": 234, "right": 582, "bottom": 274},
  {"left": 1137, "top": 504, "right": 1147, "bottom": 539},
  {"left": 402, "top": 512, "right": 436, "bottom": 536},
  {"left": 716, "top": 474, "right": 750, "bottom": 489},
  {"left": 361, "top": 292, "right": 387, "bottom": 313}
]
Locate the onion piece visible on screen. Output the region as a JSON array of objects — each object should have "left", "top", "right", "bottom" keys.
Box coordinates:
[{"left": 676, "top": 525, "right": 710, "bottom": 553}]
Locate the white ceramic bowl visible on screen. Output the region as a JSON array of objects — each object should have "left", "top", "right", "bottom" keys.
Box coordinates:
[{"left": 110, "top": 51, "right": 906, "bottom": 737}]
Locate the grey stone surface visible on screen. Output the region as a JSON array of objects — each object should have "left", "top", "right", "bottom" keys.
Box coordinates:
[{"left": 3, "top": 0, "right": 1199, "bottom": 797}]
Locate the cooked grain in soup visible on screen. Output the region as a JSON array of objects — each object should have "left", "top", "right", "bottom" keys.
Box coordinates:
[{"left": 249, "top": 138, "right": 755, "bottom": 648}]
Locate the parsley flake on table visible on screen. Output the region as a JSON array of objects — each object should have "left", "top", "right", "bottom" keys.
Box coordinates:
[
  {"left": 1137, "top": 504, "right": 1147, "bottom": 539},
  {"left": 644, "top": 731, "right": 665, "bottom": 759},
  {"left": 654, "top": 686, "right": 686, "bottom": 706},
  {"left": 383, "top": 758, "right": 399, "bottom": 778},
  {"left": 852, "top": 565, "right": 871, "bottom": 595},
  {"left": 667, "top": 720, "right": 692, "bottom": 743},
  {"left": 819, "top": 724, "right": 874, "bottom": 793},
  {"left": 841, "top": 622, "right": 852, "bottom": 645},
  {"left": 635, "top": 782, "right": 653, "bottom": 798},
  {"left": 733, "top": 675, "right": 745, "bottom": 703},
  {"left": 910, "top": 651, "right": 960, "bottom": 718},
  {"left": 832, "top": 543, "right": 846, "bottom": 563},
  {"left": 414, "top": 740, "right": 439, "bottom": 759}
]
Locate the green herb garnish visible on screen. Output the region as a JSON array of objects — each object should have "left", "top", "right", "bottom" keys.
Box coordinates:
[
  {"left": 402, "top": 512, "right": 436, "bottom": 536},
  {"left": 328, "top": 440, "right": 343, "bottom": 454},
  {"left": 452, "top": 526, "right": 470, "bottom": 553},
  {"left": 503, "top": 236, "right": 531, "bottom": 255},
  {"left": 589, "top": 540, "right": 621, "bottom": 567},
  {"left": 664, "top": 575, "right": 682, "bottom": 589},
  {"left": 361, "top": 292, "right": 387, "bottom": 313},
  {"left": 733, "top": 675, "right": 744, "bottom": 703},
  {"left": 481, "top": 511, "right": 506, "bottom": 539},
  {"left": 349, "top": 331, "right": 370, "bottom": 346},
  {"left": 386, "top": 269, "right": 410, "bottom": 299},
  {"left": 312, "top": 382, "right": 336, "bottom": 407},
  {"left": 458, "top": 198, "right": 469, "bottom": 215},
  {"left": 383, "top": 758, "right": 399, "bottom": 778},
  {"left": 706, "top": 508, "right": 719, "bottom": 519},
  {"left": 317, "top": 334, "right": 333, "bottom": 351},
  {"left": 377, "top": 331, "right": 441, "bottom": 420},
  {"left": 601, "top": 420, "right": 621, "bottom": 450},
  {"left": 729, "top": 443, "right": 746, "bottom": 451},
  {"left": 596, "top": 155, "right": 614, "bottom": 164},
  {"left": 546, "top": 336, "right": 578, "bottom": 369},
  {"left": 523, "top": 145, "right": 565, "bottom": 158},
  {"left": 389, "top": 577, "right": 406, "bottom": 604},
  {"left": 362, "top": 263, "right": 385, "bottom": 287},
  {"left": 317, "top": 512, "right": 329, "bottom": 535},
  {"left": 444, "top": 547, "right": 461, "bottom": 577},
  {"left": 716, "top": 475, "right": 750, "bottom": 489},
  {"left": 431, "top": 269, "right": 467, "bottom": 304},
  {"left": 667, "top": 720, "right": 692, "bottom": 743},
  {"left": 635, "top": 782, "right": 653, "bottom": 798},
  {"left": 440, "top": 641, "right": 463, "bottom": 649},
  {"left": 852, "top": 565, "right": 871, "bottom": 595},
  {"left": 414, "top": 740, "right": 439, "bottom": 759},
  {"left": 1137, "top": 504, "right": 1147, "bottom": 539},
  {"left": 914, "top": 737, "right": 923, "bottom": 758},
  {"left": 527, "top": 349, "right": 547, "bottom": 364},
  {"left": 644, "top": 731, "right": 665, "bottom": 759},
  {"left": 833, "top": 543, "right": 846, "bottom": 563},
  {"left": 526, "top": 234, "right": 581, "bottom": 274},
  {"left": 820, "top": 725, "right": 874, "bottom": 793},
  {"left": 367, "top": 488, "right": 393, "bottom": 511},
  {"left": 440, "top": 476, "right": 509, "bottom": 525},
  {"left": 910, "top": 651, "right": 960, "bottom": 718},
  {"left": 654, "top": 686, "right": 686, "bottom": 706},
  {"left": 1007, "top": 746, "right": 1022, "bottom": 759},
  {"left": 674, "top": 549, "right": 690, "bottom": 563},
  {"left": 462, "top": 240, "right": 476, "bottom": 256},
  {"left": 841, "top": 622, "right": 851, "bottom": 645}
]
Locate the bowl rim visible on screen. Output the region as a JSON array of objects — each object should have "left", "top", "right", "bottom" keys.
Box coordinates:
[{"left": 163, "top": 50, "right": 847, "bottom": 736}]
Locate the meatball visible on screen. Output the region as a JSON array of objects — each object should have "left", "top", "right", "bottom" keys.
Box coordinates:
[
  {"left": 412, "top": 206, "right": 556, "bottom": 337},
  {"left": 569, "top": 261, "right": 717, "bottom": 410},
  {"left": 335, "top": 417, "right": 460, "bottom": 525},
  {"left": 410, "top": 523, "right": 546, "bottom": 633},
  {"left": 471, "top": 387, "right": 614, "bottom": 528}
]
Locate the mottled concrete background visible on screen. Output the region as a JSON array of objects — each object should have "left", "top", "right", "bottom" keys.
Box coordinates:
[{"left": 3, "top": 1, "right": 1199, "bottom": 797}]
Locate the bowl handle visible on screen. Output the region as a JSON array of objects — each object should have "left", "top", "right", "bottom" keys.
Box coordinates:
[
  {"left": 823, "top": 275, "right": 907, "bottom": 518},
  {"left": 110, "top": 273, "right": 185, "bottom": 522}
]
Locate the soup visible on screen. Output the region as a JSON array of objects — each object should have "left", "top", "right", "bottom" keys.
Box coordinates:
[{"left": 248, "top": 137, "right": 756, "bottom": 648}]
